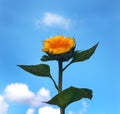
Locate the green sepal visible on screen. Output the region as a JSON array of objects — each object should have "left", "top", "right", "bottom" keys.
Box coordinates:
[
  {"left": 42, "top": 47, "right": 75, "bottom": 62},
  {"left": 72, "top": 43, "right": 99, "bottom": 63},
  {"left": 41, "top": 55, "right": 55, "bottom": 61},
  {"left": 18, "top": 64, "right": 51, "bottom": 77},
  {"left": 46, "top": 86, "right": 92, "bottom": 108}
]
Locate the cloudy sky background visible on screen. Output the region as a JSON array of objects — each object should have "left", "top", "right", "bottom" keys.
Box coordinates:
[{"left": 0, "top": 0, "right": 120, "bottom": 114}]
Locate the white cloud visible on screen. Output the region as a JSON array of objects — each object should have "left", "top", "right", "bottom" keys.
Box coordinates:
[
  {"left": 4, "top": 83, "right": 51, "bottom": 107},
  {"left": 79, "top": 101, "right": 87, "bottom": 114},
  {"left": 5, "top": 83, "right": 34, "bottom": 104},
  {"left": 3, "top": 83, "right": 87, "bottom": 114},
  {"left": 26, "top": 108, "right": 35, "bottom": 114},
  {"left": 38, "top": 106, "right": 60, "bottom": 114},
  {"left": 30, "top": 88, "right": 51, "bottom": 107},
  {"left": 36, "top": 12, "right": 71, "bottom": 29},
  {"left": 37, "top": 87, "right": 50, "bottom": 98},
  {"left": 0, "top": 95, "right": 8, "bottom": 114}
]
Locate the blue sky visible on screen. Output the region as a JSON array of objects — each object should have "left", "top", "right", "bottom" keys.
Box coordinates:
[{"left": 0, "top": 0, "right": 120, "bottom": 114}]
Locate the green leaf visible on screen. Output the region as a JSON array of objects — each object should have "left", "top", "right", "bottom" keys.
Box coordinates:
[
  {"left": 18, "top": 64, "right": 51, "bottom": 77},
  {"left": 41, "top": 55, "right": 54, "bottom": 61},
  {"left": 72, "top": 43, "right": 99, "bottom": 63},
  {"left": 46, "top": 86, "right": 92, "bottom": 108}
]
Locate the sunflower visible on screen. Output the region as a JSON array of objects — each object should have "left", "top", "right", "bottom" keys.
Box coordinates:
[{"left": 42, "top": 35, "right": 75, "bottom": 55}]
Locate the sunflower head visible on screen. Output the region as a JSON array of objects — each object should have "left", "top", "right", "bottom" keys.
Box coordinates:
[{"left": 42, "top": 35, "right": 75, "bottom": 61}]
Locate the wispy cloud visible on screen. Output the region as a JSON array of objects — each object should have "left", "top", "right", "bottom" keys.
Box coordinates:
[
  {"left": 38, "top": 106, "right": 60, "bottom": 114},
  {"left": 68, "top": 101, "right": 87, "bottom": 114},
  {"left": 79, "top": 101, "right": 87, "bottom": 114},
  {"left": 68, "top": 110, "right": 75, "bottom": 114},
  {"left": 0, "top": 95, "right": 8, "bottom": 114},
  {"left": 36, "top": 12, "right": 71, "bottom": 30},
  {"left": 4, "top": 83, "right": 51, "bottom": 107},
  {"left": 26, "top": 108, "right": 35, "bottom": 114}
]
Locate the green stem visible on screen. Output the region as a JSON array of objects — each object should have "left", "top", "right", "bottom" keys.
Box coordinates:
[
  {"left": 58, "top": 61, "right": 65, "bottom": 114},
  {"left": 58, "top": 61, "right": 63, "bottom": 93},
  {"left": 62, "top": 61, "right": 73, "bottom": 71},
  {"left": 50, "top": 75, "right": 58, "bottom": 91},
  {"left": 60, "top": 108, "right": 65, "bottom": 114}
]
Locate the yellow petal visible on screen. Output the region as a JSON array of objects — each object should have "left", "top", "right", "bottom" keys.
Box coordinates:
[{"left": 42, "top": 35, "right": 75, "bottom": 55}]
